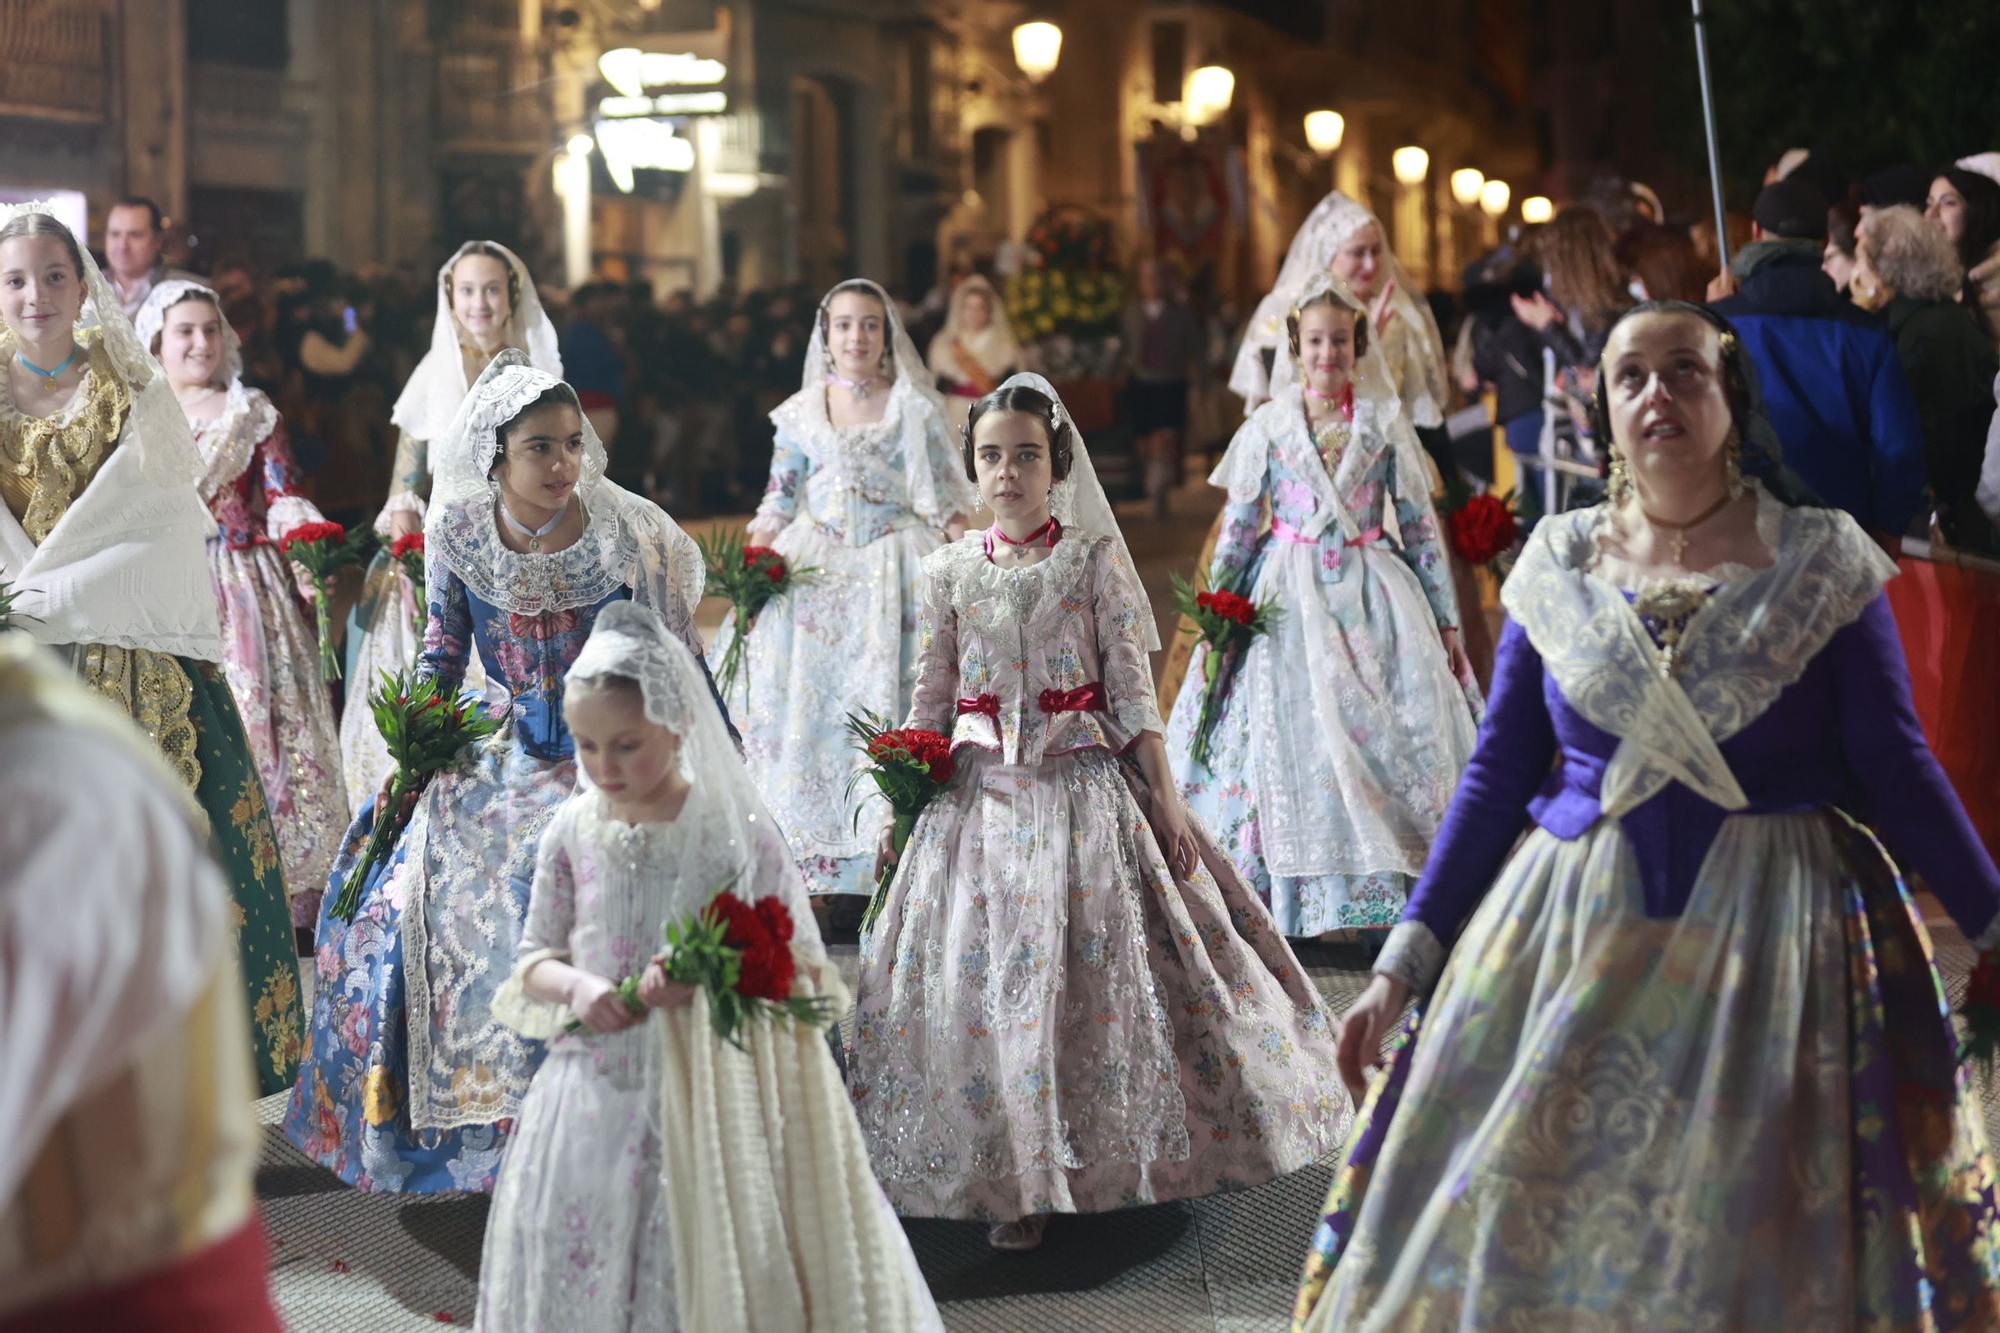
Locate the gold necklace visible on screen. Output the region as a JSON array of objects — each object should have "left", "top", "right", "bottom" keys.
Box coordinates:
[{"left": 1638, "top": 491, "right": 1734, "bottom": 565}]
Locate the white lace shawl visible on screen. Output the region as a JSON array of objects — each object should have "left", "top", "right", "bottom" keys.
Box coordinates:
[{"left": 1502, "top": 486, "right": 1896, "bottom": 818}]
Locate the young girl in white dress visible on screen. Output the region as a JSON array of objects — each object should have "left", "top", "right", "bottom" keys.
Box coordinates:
[
  {"left": 481, "top": 603, "right": 939, "bottom": 1333},
  {"left": 719, "top": 279, "right": 974, "bottom": 900},
  {"left": 847, "top": 373, "right": 1347, "bottom": 1252}
]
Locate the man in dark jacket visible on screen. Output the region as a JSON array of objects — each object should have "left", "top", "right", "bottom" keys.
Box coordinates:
[{"left": 1711, "top": 178, "right": 1926, "bottom": 543}]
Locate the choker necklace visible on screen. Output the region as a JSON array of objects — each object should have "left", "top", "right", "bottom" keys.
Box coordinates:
[
  {"left": 827, "top": 372, "right": 879, "bottom": 401},
  {"left": 1638, "top": 490, "right": 1735, "bottom": 565},
  {"left": 17, "top": 346, "right": 79, "bottom": 380},
  {"left": 984, "top": 515, "right": 1060, "bottom": 562},
  {"left": 1304, "top": 382, "right": 1352, "bottom": 408},
  {"left": 498, "top": 497, "right": 567, "bottom": 553}
]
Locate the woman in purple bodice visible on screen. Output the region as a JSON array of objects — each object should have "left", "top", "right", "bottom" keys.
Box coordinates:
[{"left": 1295, "top": 301, "right": 2000, "bottom": 1330}]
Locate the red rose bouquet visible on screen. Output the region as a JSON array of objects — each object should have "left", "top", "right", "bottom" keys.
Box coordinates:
[
  {"left": 330, "top": 668, "right": 501, "bottom": 920},
  {"left": 571, "top": 885, "right": 833, "bottom": 1050},
  {"left": 700, "top": 530, "right": 819, "bottom": 705},
  {"left": 1172, "top": 571, "right": 1278, "bottom": 769},
  {"left": 281, "top": 520, "right": 372, "bottom": 681},
  {"left": 391, "top": 531, "right": 428, "bottom": 637},
  {"left": 1960, "top": 950, "right": 2000, "bottom": 1070},
  {"left": 845, "top": 709, "right": 956, "bottom": 931},
  {"left": 1440, "top": 480, "right": 1512, "bottom": 568}
]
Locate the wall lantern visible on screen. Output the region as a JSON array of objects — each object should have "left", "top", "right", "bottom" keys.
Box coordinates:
[
  {"left": 1012, "top": 21, "right": 1063, "bottom": 83},
  {"left": 1478, "top": 179, "right": 1511, "bottom": 217},
  {"left": 1450, "top": 167, "right": 1485, "bottom": 207},
  {"left": 1303, "top": 110, "right": 1345, "bottom": 155},
  {"left": 1521, "top": 195, "right": 1555, "bottom": 224},
  {"left": 1391, "top": 145, "right": 1431, "bottom": 185}
]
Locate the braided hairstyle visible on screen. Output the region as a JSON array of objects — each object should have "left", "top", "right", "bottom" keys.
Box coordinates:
[
  {"left": 1586, "top": 299, "right": 1823, "bottom": 509},
  {"left": 961, "top": 382, "right": 1074, "bottom": 483}
]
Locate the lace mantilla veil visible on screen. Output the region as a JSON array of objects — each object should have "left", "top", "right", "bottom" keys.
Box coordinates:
[
  {"left": 392, "top": 240, "right": 563, "bottom": 445},
  {"left": 1230, "top": 190, "right": 1447, "bottom": 425},
  {"left": 423, "top": 349, "right": 703, "bottom": 622},
  {"left": 0, "top": 200, "right": 222, "bottom": 660},
  {"left": 786, "top": 277, "right": 969, "bottom": 524},
  {"left": 135, "top": 278, "right": 282, "bottom": 502},
  {"left": 997, "top": 369, "right": 1162, "bottom": 652}
]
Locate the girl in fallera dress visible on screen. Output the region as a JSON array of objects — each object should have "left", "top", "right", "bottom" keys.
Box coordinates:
[
  {"left": 479, "top": 604, "right": 939, "bottom": 1332},
  {"left": 719, "top": 278, "right": 974, "bottom": 900},
  {"left": 1294, "top": 303, "right": 2000, "bottom": 1329},
  {"left": 341, "top": 241, "right": 560, "bottom": 812},
  {"left": 847, "top": 373, "right": 1346, "bottom": 1253},
  {"left": 0, "top": 204, "right": 304, "bottom": 1095},
  {"left": 137, "top": 279, "right": 347, "bottom": 925},
  {"left": 1166, "top": 273, "right": 1478, "bottom": 938},
  {"left": 284, "top": 351, "right": 722, "bottom": 1193}
]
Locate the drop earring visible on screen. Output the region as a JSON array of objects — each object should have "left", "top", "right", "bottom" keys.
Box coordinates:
[
  {"left": 1722, "top": 426, "right": 1745, "bottom": 499},
  {"left": 1608, "top": 448, "right": 1633, "bottom": 506}
]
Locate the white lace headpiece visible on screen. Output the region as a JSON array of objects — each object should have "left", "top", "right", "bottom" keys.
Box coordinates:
[
  {"left": 391, "top": 240, "right": 562, "bottom": 443},
  {"left": 425, "top": 349, "right": 702, "bottom": 618},
  {"left": 995, "top": 370, "right": 1161, "bottom": 651},
  {"left": 133, "top": 278, "right": 278, "bottom": 500},
  {"left": 134, "top": 279, "right": 245, "bottom": 387},
  {"left": 565, "top": 602, "right": 804, "bottom": 883},
  {"left": 1230, "top": 189, "right": 1447, "bottom": 424}
]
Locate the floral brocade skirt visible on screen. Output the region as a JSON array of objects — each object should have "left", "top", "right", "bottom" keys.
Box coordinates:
[
  {"left": 715, "top": 516, "right": 937, "bottom": 896},
  {"left": 849, "top": 747, "right": 1348, "bottom": 1221},
  {"left": 212, "top": 540, "right": 346, "bottom": 924},
  {"left": 283, "top": 733, "right": 569, "bottom": 1193},
  {"left": 1294, "top": 811, "right": 2000, "bottom": 1331}
]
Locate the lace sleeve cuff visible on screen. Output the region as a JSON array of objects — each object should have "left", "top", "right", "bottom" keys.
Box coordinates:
[
  {"left": 374, "top": 490, "right": 427, "bottom": 536},
  {"left": 1375, "top": 920, "right": 1447, "bottom": 993},
  {"left": 265, "top": 494, "right": 324, "bottom": 541},
  {"left": 490, "top": 948, "right": 572, "bottom": 1039}
]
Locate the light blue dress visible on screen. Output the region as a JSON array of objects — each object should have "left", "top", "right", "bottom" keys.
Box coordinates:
[{"left": 1165, "top": 390, "right": 1477, "bottom": 935}]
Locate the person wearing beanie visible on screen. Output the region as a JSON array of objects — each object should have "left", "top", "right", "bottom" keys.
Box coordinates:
[{"left": 1710, "top": 179, "right": 1927, "bottom": 545}]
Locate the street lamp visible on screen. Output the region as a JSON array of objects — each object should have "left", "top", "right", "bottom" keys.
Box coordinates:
[
  {"left": 1450, "top": 168, "right": 1485, "bottom": 207},
  {"left": 1478, "top": 179, "right": 1511, "bottom": 217},
  {"left": 1184, "top": 65, "right": 1235, "bottom": 126},
  {"left": 1303, "top": 109, "right": 1345, "bottom": 155},
  {"left": 1012, "top": 21, "right": 1062, "bottom": 83},
  {"left": 1521, "top": 195, "right": 1555, "bottom": 224},
  {"left": 1391, "top": 146, "right": 1430, "bottom": 185}
]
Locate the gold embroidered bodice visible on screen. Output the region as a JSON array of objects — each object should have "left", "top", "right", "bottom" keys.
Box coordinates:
[
  {"left": 0, "top": 334, "right": 130, "bottom": 542},
  {"left": 0, "top": 335, "right": 197, "bottom": 790}
]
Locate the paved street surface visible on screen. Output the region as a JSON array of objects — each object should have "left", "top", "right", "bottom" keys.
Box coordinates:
[{"left": 262, "top": 481, "right": 1999, "bottom": 1329}]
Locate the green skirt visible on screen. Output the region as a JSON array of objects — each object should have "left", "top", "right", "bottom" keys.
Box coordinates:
[{"left": 184, "top": 657, "right": 306, "bottom": 1095}]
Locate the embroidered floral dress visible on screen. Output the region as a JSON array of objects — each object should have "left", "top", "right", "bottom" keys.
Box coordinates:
[
  {"left": 714, "top": 376, "right": 974, "bottom": 895},
  {"left": 1167, "top": 391, "right": 1477, "bottom": 936},
  {"left": 194, "top": 382, "right": 347, "bottom": 924},
  {"left": 283, "top": 496, "right": 706, "bottom": 1192},
  {"left": 0, "top": 334, "right": 304, "bottom": 1096},
  {"left": 848, "top": 531, "right": 1347, "bottom": 1221},
  {"left": 1294, "top": 491, "right": 2000, "bottom": 1330}
]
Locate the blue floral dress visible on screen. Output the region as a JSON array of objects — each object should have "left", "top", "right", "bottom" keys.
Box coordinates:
[
  {"left": 284, "top": 496, "right": 710, "bottom": 1192},
  {"left": 1166, "top": 391, "right": 1477, "bottom": 936}
]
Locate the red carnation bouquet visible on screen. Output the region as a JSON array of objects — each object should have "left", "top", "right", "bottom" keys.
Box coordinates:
[
  {"left": 330, "top": 668, "right": 500, "bottom": 920},
  {"left": 1960, "top": 950, "right": 2000, "bottom": 1070},
  {"left": 391, "top": 531, "right": 428, "bottom": 637},
  {"left": 1172, "top": 571, "right": 1278, "bottom": 769},
  {"left": 281, "top": 520, "right": 373, "bottom": 681},
  {"left": 1440, "top": 486, "right": 1521, "bottom": 573},
  {"left": 700, "top": 530, "right": 819, "bottom": 705},
  {"left": 845, "top": 709, "right": 956, "bottom": 931},
  {"left": 570, "top": 884, "right": 833, "bottom": 1050}
]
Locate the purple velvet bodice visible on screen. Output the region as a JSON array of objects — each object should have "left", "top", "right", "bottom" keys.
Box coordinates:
[{"left": 1404, "top": 594, "right": 2000, "bottom": 945}]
